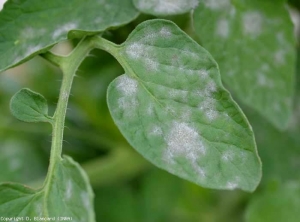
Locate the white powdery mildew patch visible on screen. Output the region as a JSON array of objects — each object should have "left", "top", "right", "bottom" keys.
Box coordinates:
[
  {"left": 9, "top": 158, "right": 21, "bottom": 171},
  {"left": 116, "top": 75, "right": 138, "bottom": 96},
  {"left": 65, "top": 179, "right": 73, "bottom": 200},
  {"left": 242, "top": 11, "right": 263, "bottom": 37},
  {"left": 274, "top": 50, "right": 286, "bottom": 65},
  {"left": 164, "top": 122, "right": 206, "bottom": 160},
  {"left": 257, "top": 74, "right": 267, "bottom": 86},
  {"left": 118, "top": 97, "right": 139, "bottom": 112},
  {"left": 52, "top": 22, "right": 78, "bottom": 39},
  {"left": 125, "top": 43, "right": 145, "bottom": 59},
  {"left": 159, "top": 27, "right": 172, "bottom": 37},
  {"left": 216, "top": 19, "right": 230, "bottom": 39},
  {"left": 35, "top": 203, "right": 43, "bottom": 216},
  {"left": 144, "top": 57, "right": 159, "bottom": 71},
  {"left": 198, "top": 98, "right": 218, "bottom": 121},
  {"left": 198, "top": 69, "right": 209, "bottom": 79},
  {"left": 25, "top": 45, "right": 42, "bottom": 56},
  {"left": 226, "top": 181, "right": 238, "bottom": 190},
  {"left": 180, "top": 108, "right": 192, "bottom": 121},
  {"left": 204, "top": 81, "right": 217, "bottom": 96},
  {"left": 168, "top": 88, "right": 188, "bottom": 101},
  {"left": 20, "top": 27, "right": 46, "bottom": 40},
  {"left": 203, "top": 0, "right": 230, "bottom": 10},
  {"left": 80, "top": 191, "right": 91, "bottom": 211},
  {"left": 206, "top": 109, "right": 218, "bottom": 121},
  {"left": 164, "top": 122, "right": 207, "bottom": 180},
  {"left": 146, "top": 103, "right": 155, "bottom": 115},
  {"left": 137, "top": 0, "right": 198, "bottom": 15},
  {"left": 149, "top": 125, "right": 163, "bottom": 136},
  {"left": 222, "top": 150, "right": 235, "bottom": 162}
]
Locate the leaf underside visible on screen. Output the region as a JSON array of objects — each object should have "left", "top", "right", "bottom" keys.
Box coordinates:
[
  {"left": 0, "top": 156, "right": 95, "bottom": 221},
  {"left": 107, "top": 19, "right": 261, "bottom": 192},
  {"left": 193, "top": 0, "right": 296, "bottom": 129},
  {"left": 0, "top": 0, "right": 139, "bottom": 72},
  {"left": 133, "top": 0, "right": 199, "bottom": 16}
]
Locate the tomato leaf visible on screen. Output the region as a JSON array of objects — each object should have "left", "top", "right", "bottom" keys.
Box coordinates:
[
  {"left": 193, "top": 0, "right": 296, "bottom": 129},
  {"left": 0, "top": 0, "right": 139, "bottom": 72},
  {"left": 106, "top": 20, "right": 261, "bottom": 192},
  {"left": 10, "top": 88, "right": 52, "bottom": 123},
  {"left": 0, "top": 156, "right": 95, "bottom": 221}
]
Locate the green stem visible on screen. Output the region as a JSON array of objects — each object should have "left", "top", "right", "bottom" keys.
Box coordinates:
[
  {"left": 93, "top": 36, "right": 120, "bottom": 60},
  {"left": 40, "top": 51, "right": 64, "bottom": 67},
  {"left": 43, "top": 37, "right": 94, "bottom": 188}
]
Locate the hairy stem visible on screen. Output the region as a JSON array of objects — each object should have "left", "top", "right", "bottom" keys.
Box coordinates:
[{"left": 43, "top": 37, "right": 94, "bottom": 192}]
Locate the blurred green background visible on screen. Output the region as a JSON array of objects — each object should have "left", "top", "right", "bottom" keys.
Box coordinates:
[{"left": 1, "top": 3, "right": 300, "bottom": 222}]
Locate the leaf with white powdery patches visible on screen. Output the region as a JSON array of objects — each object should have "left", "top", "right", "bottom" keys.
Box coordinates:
[
  {"left": 106, "top": 20, "right": 261, "bottom": 191},
  {"left": 133, "top": 0, "right": 199, "bottom": 16},
  {"left": 0, "top": 0, "right": 139, "bottom": 72},
  {"left": 193, "top": 0, "right": 296, "bottom": 129},
  {"left": 10, "top": 88, "right": 52, "bottom": 123},
  {"left": 0, "top": 156, "right": 95, "bottom": 221}
]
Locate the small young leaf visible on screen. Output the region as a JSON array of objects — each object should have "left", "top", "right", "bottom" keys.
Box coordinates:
[
  {"left": 133, "top": 0, "right": 199, "bottom": 16},
  {"left": 0, "top": 0, "right": 139, "bottom": 72},
  {"left": 193, "top": 0, "right": 296, "bottom": 129},
  {"left": 245, "top": 182, "right": 300, "bottom": 222},
  {"left": 106, "top": 20, "right": 261, "bottom": 191},
  {"left": 0, "top": 156, "right": 95, "bottom": 221},
  {"left": 10, "top": 88, "right": 51, "bottom": 123}
]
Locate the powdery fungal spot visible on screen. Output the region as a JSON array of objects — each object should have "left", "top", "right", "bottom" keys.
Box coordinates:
[
  {"left": 204, "top": 81, "right": 217, "bottom": 96},
  {"left": 180, "top": 108, "right": 192, "bottom": 121},
  {"left": 243, "top": 11, "right": 263, "bottom": 37},
  {"left": 165, "top": 122, "right": 206, "bottom": 159},
  {"left": 26, "top": 45, "right": 42, "bottom": 56},
  {"left": 216, "top": 19, "right": 229, "bottom": 38},
  {"left": 222, "top": 150, "right": 234, "bottom": 162},
  {"left": 118, "top": 97, "right": 139, "bottom": 111},
  {"left": 226, "top": 181, "right": 238, "bottom": 190},
  {"left": 137, "top": 0, "right": 198, "bottom": 15},
  {"left": 65, "top": 180, "right": 72, "bottom": 200},
  {"left": 144, "top": 58, "right": 159, "bottom": 71},
  {"left": 52, "top": 22, "right": 78, "bottom": 39},
  {"left": 35, "top": 203, "right": 43, "bottom": 216},
  {"left": 257, "top": 74, "right": 267, "bottom": 86},
  {"left": 116, "top": 75, "right": 138, "bottom": 96},
  {"left": 198, "top": 69, "right": 209, "bottom": 79},
  {"left": 146, "top": 103, "right": 155, "bottom": 115},
  {"left": 150, "top": 125, "right": 163, "bottom": 135},
  {"left": 204, "top": 0, "right": 230, "bottom": 10},
  {"left": 159, "top": 27, "right": 172, "bottom": 37},
  {"left": 80, "top": 192, "right": 90, "bottom": 210},
  {"left": 62, "top": 91, "right": 69, "bottom": 100},
  {"left": 125, "top": 43, "right": 144, "bottom": 59},
  {"left": 9, "top": 158, "right": 21, "bottom": 171},
  {"left": 206, "top": 109, "right": 218, "bottom": 121},
  {"left": 274, "top": 50, "right": 286, "bottom": 65},
  {"left": 166, "top": 105, "right": 176, "bottom": 115}
]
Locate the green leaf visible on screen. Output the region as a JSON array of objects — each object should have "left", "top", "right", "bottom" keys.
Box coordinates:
[
  {"left": 245, "top": 182, "right": 300, "bottom": 222},
  {"left": 10, "top": 88, "right": 51, "bottom": 123},
  {"left": 0, "top": 0, "right": 139, "bottom": 72},
  {"left": 106, "top": 20, "right": 261, "bottom": 191},
  {"left": 0, "top": 156, "right": 95, "bottom": 221},
  {"left": 133, "top": 0, "right": 199, "bottom": 16},
  {"left": 0, "top": 139, "right": 47, "bottom": 184},
  {"left": 193, "top": 0, "right": 296, "bottom": 129}
]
